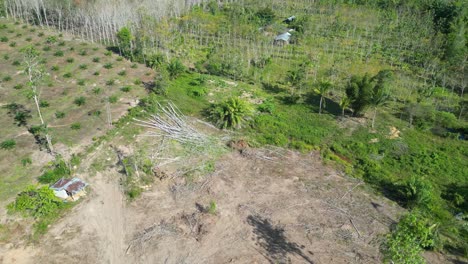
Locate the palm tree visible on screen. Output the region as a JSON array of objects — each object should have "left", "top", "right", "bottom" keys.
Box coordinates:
[
  {"left": 314, "top": 80, "right": 332, "bottom": 114},
  {"left": 210, "top": 98, "right": 252, "bottom": 129},
  {"left": 339, "top": 97, "right": 351, "bottom": 117}
]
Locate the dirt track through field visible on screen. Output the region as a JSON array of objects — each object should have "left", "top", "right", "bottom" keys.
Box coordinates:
[
  {"left": 3, "top": 148, "right": 406, "bottom": 264},
  {"left": 28, "top": 171, "right": 127, "bottom": 264}
]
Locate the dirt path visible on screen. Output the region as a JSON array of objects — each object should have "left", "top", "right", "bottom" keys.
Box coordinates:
[
  {"left": 32, "top": 171, "right": 127, "bottom": 264},
  {"left": 2, "top": 149, "right": 412, "bottom": 263}
]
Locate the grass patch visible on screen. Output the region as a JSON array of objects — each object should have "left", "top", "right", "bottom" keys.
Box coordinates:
[{"left": 0, "top": 139, "right": 16, "bottom": 150}]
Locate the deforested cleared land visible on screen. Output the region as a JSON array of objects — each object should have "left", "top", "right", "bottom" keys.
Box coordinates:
[{"left": 0, "top": 0, "right": 467, "bottom": 263}]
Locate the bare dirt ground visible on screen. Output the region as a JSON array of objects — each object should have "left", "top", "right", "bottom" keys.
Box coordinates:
[{"left": 1, "top": 146, "right": 407, "bottom": 264}]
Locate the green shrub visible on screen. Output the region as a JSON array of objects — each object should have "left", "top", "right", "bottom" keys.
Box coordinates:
[
  {"left": 77, "top": 79, "right": 85, "bottom": 86},
  {"left": 63, "top": 72, "right": 72, "bottom": 78},
  {"left": 103, "top": 62, "right": 113, "bottom": 69},
  {"left": 208, "top": 201, "right": 217, "bottom": 215},
  {"left": 93, "top": 71, "right": 100, "bottom": 76},
  {"left": 116, "top": 57, "right": 123, "bottom": 62},
  {"left": 167, "top": 59, "right": 185, "bottom": 79},
  {"left": 403, "top": 176, "right": 435, "bottom": 210},
  {"left": 383, "top": 212, "right": 436, "bottom": 264},
  {"left": 0, "top": 139, "right": 16, "bottom": 150},
  {"left": 21, "top": 157, "right": 32, "bottom": 166},
  {"left": 74, "top": 96, "right": 86, "bottom": 106},
  {"left": 66, "top": 57, "right": 74, "bottom": 63},
  {"left": 58, "top": 41, "right": 65, "bottom": 47},
  {"left": 25, "top": 37, "right": 32, "bottom": 42},
  {"left": 3, "top": 54, "right": 9, "bottom": 60},
  {"left": 7, "top": 186, "right": 63, "bottom": 218},
  {"left": 118, "top": 70, "right": 126, "bottom": 76},
  {"left": 2, "top": 75, "right": 12, "bottom": 82},
  {"left": 55, "top": 111, "right": 65, "bottom": 118},
  {"left": 92, "top": 57, "right": 100, "bottom": 63},
  {"left": 108, "top": 95, "right": 118, "bottom": 103},
  {"left": 106, "top": 79, "right": 115, "bottom": 86},
  {"left": 12, "top": 60, "right": 20, "bottom": 66},
  {"left": 39, "top": 101, "right": 49, "bottom": 107},
  {"left": 92, "top": 87, "right": 101, "bottom": 94},
  {"left": 70, "top": 123, "right": 81, "bottom": 130},
  {"left": 45, "top": 36, "right": 57, "bottom": 44},
  {"left": 51, "top": 65, "right": 59, "bottom": 71},
  {"left": 258, "top": 99, "right": 276, "bottom": 113},
  {"left": 189, "top": 75, "right": 207, "bottom": 86},
  {"left": 37, "top": 156, "right": 71, "bottom": 184},
  {"left": 255, "top": 7, "right": 276, "bottom": 25},
  {"left": 204, "top": 50, "right": 245, "bottom": 79},
  {"left": 188, "top": 86, "right": 207, "bottom": 97},
  {"left": 208, "top": 98, "right": 252, "bottom": 129},
  {"left": 150, "top": 70, "right": 169, "bottom": 96},
  {"left": 54, "top": 50, "right": 64, "bottom": 57},
  {"left": 130, "top": 63, "right": 138, "bottom": 69},
  {"left": 133, "top": 78, "right": 142, "bottom": 85},
  {"left": 90, "top": 110, "right": 101, "bottom": 117},
  {"left": 126, "top": 187, "right": 142, "bottom": 200},
  {"left": 13, "top": 84, "right": 23, "bottom": 89},
  {"left": 9, "top": 41, "right": 16, "bottom": 47},
  {"left": 42, "top": 46, "right": 51, "bottom": 51},
  {"left": 104, "top": 50, "right": 112, "bottom": 56},
  {"left": 79, "top": 64, "right": 87, "bottom": 70},
  {"left": 70, "top": 154, "right": 81, "bottom": 167},
  {"left": 37, "top": 32, "right": 44, "bottom": 37},
  {"left": 120, "top": 86, "right": 131, "bottom": 92},
  {"left": 0, "top": 36, "right": 8, "bottom": 42},
  {"left": 78, "top": 49, "right": 87, "bottom": 56}
]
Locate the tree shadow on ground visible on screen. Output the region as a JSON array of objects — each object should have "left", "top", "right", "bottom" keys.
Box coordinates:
[
  {"left": 449, "top": 258, "right": 468, "bottom": 264},
  {"left": 261, "top": 82, "right": 287, "bottom": 94},
  {"left": 247, "top": 214, "right": 314, "bottom": 264},
  {"left": 305, "top": 92, "right": 341, "bottom": 116},
  {"left": 106, "top": 46, "right": 120, "bottom": 55},
  {"left": 442, "top": 183, "right": 468, "bottom": 213},
  {"left": 278, "top": 94, "right": 302, "bottom": 105}
]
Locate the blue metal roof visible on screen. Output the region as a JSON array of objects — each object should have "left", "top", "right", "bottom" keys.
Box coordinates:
[{"left": 274, "top": 32, "right": 292, "bottom": 42}]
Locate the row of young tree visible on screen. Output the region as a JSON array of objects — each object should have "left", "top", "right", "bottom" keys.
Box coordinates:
[
  {"left": 2, "top": 0, "right": 212, "bottom": 45},
  {"left": 3, "top": 0, "right": 464, "bottom": 127}
]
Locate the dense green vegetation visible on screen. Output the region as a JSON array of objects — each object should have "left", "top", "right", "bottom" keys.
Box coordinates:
[
  {"left": 383, "top": 212, "right": 437, "bottom": 264},
  {"left": 7, "top": 185, "right": 71, "bottom": 238}
]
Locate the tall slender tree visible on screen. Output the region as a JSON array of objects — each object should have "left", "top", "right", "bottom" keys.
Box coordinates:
[
  {"left": 21, "top": 45, "right": 54, "bottom": 154},
  {"left": 314, "top": 80, "right": 332, "bottom": 114}
]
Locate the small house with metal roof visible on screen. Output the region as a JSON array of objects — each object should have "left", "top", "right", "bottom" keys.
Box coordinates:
[
  {"left": 274, "top": 30, "right": 294, "bottom": 45},
  {"left": 50, "top": 177, "right": 88, "bottom": 200}
]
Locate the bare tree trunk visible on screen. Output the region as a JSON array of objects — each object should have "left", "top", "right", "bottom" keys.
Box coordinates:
[
  {"left": 319, "top": 96, "right": 323, "bottom": 114},
  {"left": 371, "top": 107, "right": 377, "bottom": 129}
]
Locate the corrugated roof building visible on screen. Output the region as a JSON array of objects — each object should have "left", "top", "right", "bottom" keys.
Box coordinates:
[
  {"left": 50, "top": 177, "right": 88, "bottom": 200},
  {"left": 274, "top": 31, "right": 293, "bottom": 45}
]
